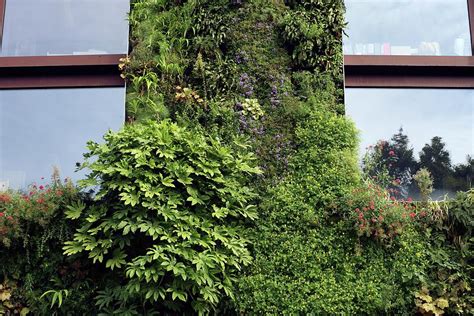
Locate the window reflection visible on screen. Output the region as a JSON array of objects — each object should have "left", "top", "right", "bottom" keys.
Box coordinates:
[
  {"left": 1, "top": 0, "right": 129, "bottom": 56},
  {"left": 344, "top": 0, "right": 472, "bottom": 56},
  {"left": 345, "top": 88, "right": 474, "bottom": 199},
  {"left": 0, "top": 88, "right": 125, "bottom": 189}
]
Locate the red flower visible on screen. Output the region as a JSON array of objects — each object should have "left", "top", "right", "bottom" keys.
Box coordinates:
[
  {"left": 37, "top": 198, "right": 45, "bottom": 204},
  {"left": 409, "top": 212, "right": 416, "bottom": 218},
  {"left": 0, "top": 194, "right": 11, "bottom": 203},
  {"left": 0, "top": 212, "right": 4, "bottom": 217},
  {"left": 39, "top": 185, "right": 44, "bottom": 190}
]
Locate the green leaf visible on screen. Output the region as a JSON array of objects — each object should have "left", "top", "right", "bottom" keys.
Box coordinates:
[{"left": 65, "top": 201, "right": 86, "bottom": 220}]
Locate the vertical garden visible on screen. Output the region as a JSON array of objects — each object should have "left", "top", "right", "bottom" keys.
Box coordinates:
[{"left": 0, "top": 0, "right": 472, "bottom": 314}]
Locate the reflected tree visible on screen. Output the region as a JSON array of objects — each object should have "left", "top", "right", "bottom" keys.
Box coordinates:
[
  {"left": 449, "top": 156, "right": 473, "bottom": 192},
  {"left": 363, "top": 131, "right": 472, "bottom": 200},
  {"left": 419, "top": 136, "right": 452, "bottom": 190},
  {"left": 389, "top": 128, "right": 419, "bottom": 179}
]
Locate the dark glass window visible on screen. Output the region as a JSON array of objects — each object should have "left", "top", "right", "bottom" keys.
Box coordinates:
[
  {"left": 1, "top": 0, "right": 129, "bottom": 56},
  {"left": 0, "top": 88, "right": 125, "bottom": 189},
  {"left": 345, "top": 88, "right": 473, "bottom": 199},
  {"left": 344, "top": 0, "right": 472, "bottom": 56}
]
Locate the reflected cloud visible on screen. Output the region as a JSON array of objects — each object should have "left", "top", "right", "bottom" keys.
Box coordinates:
[
  {"left": 0, "top": 88, "right": 125, "bottom": 189},
  {"left": 2, "top": 0, "right": 129, "bottom": 56}
]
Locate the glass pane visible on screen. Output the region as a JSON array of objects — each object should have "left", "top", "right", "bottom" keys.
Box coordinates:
[
  {"left": 344, "top": 0, "right": 472, "bottom": 56},
  {"left": 345, "top": 88, "right": 474, "bottom": 199},
  {"left": 0, "top": 88, "right": 125, "bottom": 190},
  {"left": 1, "top": 0, "right": 129, "bottom": 56}
]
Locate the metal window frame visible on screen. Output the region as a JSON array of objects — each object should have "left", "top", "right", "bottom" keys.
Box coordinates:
[
  {"left": 0, "top": 0, "right": 125, "bottom": 89},
  {"left": 344, "top": 0, "right": 474, "bottom": 89}
]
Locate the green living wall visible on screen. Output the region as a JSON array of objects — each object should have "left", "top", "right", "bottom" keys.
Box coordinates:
[{"left": 0, "top": 0, "right": 472, "bottom": 315}]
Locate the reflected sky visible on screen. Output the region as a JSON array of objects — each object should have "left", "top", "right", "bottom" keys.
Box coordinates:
[
  {"left": 0, "top": 88, "right": 125, "bottom": 189},
  {"left": 345, "top": 88, "right": 474, "bottom": 165},
  {"left": 344, "top": 0, "right": 472, "bottom": 56},
  {"left": 2, "top": 0, "right": 129, "bottom": 56}
]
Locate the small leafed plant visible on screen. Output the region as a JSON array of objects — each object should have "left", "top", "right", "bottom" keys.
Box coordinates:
[
  {"left": 63, "top": 120, "right": 260, "bottom": 314},
  {"left": 240, "top": 98, "right": 264, "bottom": 120}
]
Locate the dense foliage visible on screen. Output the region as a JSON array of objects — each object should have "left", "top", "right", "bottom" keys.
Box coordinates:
[
  {"left": 0, "top": 0, "right": 472, "bottom": 315},
  {"left": 0, "top": 174, "right": 98, "bottom": 315},
  {"left": 63, "top": 120, "right": 260, "bottom": 314}
]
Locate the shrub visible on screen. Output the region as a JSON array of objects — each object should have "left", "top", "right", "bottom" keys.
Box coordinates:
[
  {"left": 0, "top": 175, "right": 76, "bottom": 248},
  {"left": 346, "top": 180, "right": 423, "bottom": 245},
  {"left": 415, "top": 190, "right": 474, "bottom": 315},
  {"left": 64, "top": 120, "right": 260, "bottom": 314},
  {"left": 0, "top": 175, "right": 97, "bottom": 315}
]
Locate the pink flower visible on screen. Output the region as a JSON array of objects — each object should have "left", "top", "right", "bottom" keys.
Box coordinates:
[
  {"left": 389, "top": 150, "right": 395, "bottom": 156},
  {"left": 39, "top": 185, "right": 44, "bottom": 190},
  {"left": 0, "top": 212, "right": 4, "bottom": 217},
  {"left": 407, "top": 197, "right": 413, "bottom": 203}
]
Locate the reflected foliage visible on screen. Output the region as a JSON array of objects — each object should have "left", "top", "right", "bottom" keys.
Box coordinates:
[{"left": 364, "top": 128, "right": 472, "bottom": 200}]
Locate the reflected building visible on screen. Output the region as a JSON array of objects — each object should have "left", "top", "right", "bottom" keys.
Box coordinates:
[
  {"left": 0, "top": 0, "right": 129, "bottom": 190},
  {"left": 343, "top": 0, "right": 474, "bottom": 199}
]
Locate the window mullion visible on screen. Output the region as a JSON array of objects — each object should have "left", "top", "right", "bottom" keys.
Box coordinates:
[
  {"left": 0, "top": 0, "right": 5, "bottom": 50},
  {"left": 468, "top": 0, "right": 474, "bottom": 55}
]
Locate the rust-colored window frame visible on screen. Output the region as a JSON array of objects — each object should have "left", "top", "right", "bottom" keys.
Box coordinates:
[
  {"left": 0, "top": 0, "right": 126, "bottom": 89},
  {"left": 344, "top": 0, "right": 474, "bottom": 89}
]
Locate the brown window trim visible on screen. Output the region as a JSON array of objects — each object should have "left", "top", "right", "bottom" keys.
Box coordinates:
[
  {"left": 344, "top": 0, "right": 474, "bottom": 89},
  {"left": 344, "top": 56, "right": 474, "bottom": 88},
  {"left": 0, "top": 54, "right": 126, "bottom": 89}
]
